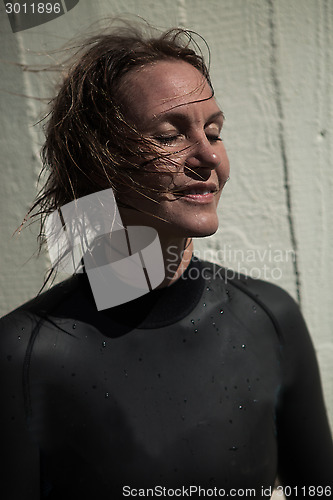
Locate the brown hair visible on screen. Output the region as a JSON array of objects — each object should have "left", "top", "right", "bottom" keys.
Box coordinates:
[{"left": 26, "top": 20, "right": 213, "bottom": 269}]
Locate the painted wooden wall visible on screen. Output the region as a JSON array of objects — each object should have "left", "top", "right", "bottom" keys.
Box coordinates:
[{"left": 1, "top": 0, "right": 332, "bottom": 440}]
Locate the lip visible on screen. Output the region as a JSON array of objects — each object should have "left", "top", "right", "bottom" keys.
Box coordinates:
[
  {"left": 180, "top": 192, "right": 216, "bottom": 203},
  {"left": 173, "top": 182, "right": 217, "bottom": 195},
  {"left": 172, "top": 182, "right": 218, "bottom": 203}
]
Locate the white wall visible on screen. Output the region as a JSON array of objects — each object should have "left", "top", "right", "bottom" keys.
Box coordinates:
[{"left": 0, "top": 0, "right": 332, "bottom": 431}]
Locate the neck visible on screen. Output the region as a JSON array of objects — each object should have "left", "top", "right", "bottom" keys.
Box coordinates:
[
  {"left": 157, "top": 236, "right": 193, "bottom": 288},
  {"left": 117, "top": 206, "right": 193, "bottom": 288}
]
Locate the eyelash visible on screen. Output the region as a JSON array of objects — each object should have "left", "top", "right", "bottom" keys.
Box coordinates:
[
  {"left": 154, "top": 134, "right": 222, "bottom": 145},
  {"left": 207, "top": 135, "right": 223, "bottom": 143},
  {"left": 154, "top": 135, "right": 180, "bottom": 145}
]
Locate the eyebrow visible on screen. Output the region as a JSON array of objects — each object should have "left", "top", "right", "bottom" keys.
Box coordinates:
[{"left": 152, "top": 110, "right": 225, "bottom": 125}]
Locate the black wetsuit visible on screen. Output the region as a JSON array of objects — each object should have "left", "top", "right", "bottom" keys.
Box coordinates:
[{"left": 1, "top": 258, "right": 333, "bottom": 499}]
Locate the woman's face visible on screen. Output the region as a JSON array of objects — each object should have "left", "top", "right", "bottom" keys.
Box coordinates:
[{"left": 117, "top": 60, "right": 230, "bottom": 240}]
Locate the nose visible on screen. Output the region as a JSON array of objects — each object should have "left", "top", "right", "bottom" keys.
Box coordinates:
[{"left": 184, "top": 137, "right": 221, "bottom": 171}]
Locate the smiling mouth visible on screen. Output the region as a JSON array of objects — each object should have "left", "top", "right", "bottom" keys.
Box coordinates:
[
  {"left": 183, "top": 188, "right": 214, "bottom": 195},
  {"left": 172, "top": 183, "right": 218, "bottom": 195},
  {"left": 172, "top": 187, "right": 218, "bottom": 197},
  {"left": 171, "top": 188, "right": 218, "bottom": 205}
]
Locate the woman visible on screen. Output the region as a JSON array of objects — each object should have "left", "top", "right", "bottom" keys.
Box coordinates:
[{"left": 1, "top": 22, "right": 332, "bottom": 499}]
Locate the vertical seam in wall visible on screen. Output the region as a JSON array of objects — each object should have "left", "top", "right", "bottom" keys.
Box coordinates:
[
  {"left": 177, "top": 0, "right": 188, "bottom": 27},
  {"left": 314, "top": 0, "right": 328, "bottom": 295},
  {"left": 16, "top": 32, "right": 42, "bottom": 169},
  {"left": 59, "top": 0, "right": 66, "bottom": 13},
  {"left": 267, "top": 0, "right": 302, "bottom": 307},
  {"left": 16, "top": 32, "right": 51, "bottom": 274}
]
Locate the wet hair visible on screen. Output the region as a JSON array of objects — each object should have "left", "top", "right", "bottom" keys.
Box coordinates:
[{"left": 24, "top": 19, "right": 214, "bottom": 281}]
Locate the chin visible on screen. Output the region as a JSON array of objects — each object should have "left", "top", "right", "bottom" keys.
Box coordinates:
[
  {"left": 186, "top": 215, "right": 220, "bottom": 238},
  {"left": 190, "top": 228, "right": 218, "bottom": 238},
  {"left": 184, "top": 224, "right": 219, "bottom": 239}
]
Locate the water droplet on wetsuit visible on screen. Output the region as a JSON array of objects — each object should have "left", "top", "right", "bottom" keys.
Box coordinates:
[
  {"left": 102, "top": 341, "right": 106, "bottom": 347},
  {"left": 229, "top": 446, "right": 238, "bottom": 451},
  {"left": 72, "top": 323, "right": 76, "bottom": 329}
]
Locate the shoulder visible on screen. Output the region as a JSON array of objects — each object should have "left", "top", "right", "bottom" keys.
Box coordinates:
[
  {"left": 0, "top": 272, "right": 93, "bottom": 324},
  {"left": 0, "top": 275, "right": 86, "bottom": 352},
  {"left": 200, "top": 259, "right": 307, "bottom": 344},
  {"left": 201, "top": 258, "right": 298, "bottom": 310},
  {"left": 201, "top": 260, "right": 322, "bottom": 394}
]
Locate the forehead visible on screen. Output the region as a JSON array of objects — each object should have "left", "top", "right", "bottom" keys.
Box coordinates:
[{"left": 122, "top": 60, "right": 214, "bottom": 125}]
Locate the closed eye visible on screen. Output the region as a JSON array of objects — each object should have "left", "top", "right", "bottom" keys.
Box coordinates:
[
  {"left": 153, "top": 130, "right": 222, "bottom": 146},
  {"left": 206, "top": 134, "right": 223, "bottom": 143},
  {"left": 153, "top": 135, "right": 182, "bottom": 145}
]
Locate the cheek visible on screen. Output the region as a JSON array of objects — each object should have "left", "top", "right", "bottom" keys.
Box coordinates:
[
  {"left": 134, "top": 161, "right": 181, "bottom": 194},
  {"left": 218, "top": 147, "right": 230, "bottom": 183},
  {"left": 115, "top": 171, "right": 174, "bottom": 208}
]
